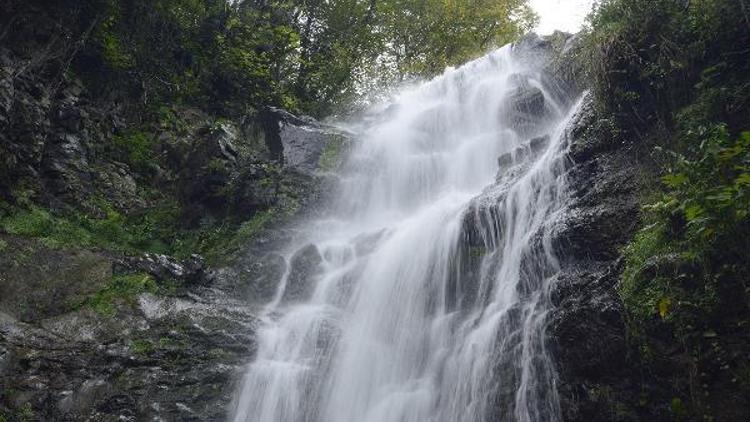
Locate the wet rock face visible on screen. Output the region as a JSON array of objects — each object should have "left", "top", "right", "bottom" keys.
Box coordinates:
[
  {"left": 498, "top": 135, "right": 550, "bottom": 168},
  {"left": 282, "top": 244, "right": 323, "bottom": 303},
  {"left": 263, "top": 106, "right": 351, "bottom": 173},
  {"left": 114, "top": 253, "right": 216, "bottom": 286},
  {"left": 243, "top": 253, "right": 288, "bottom": 302},
  {"left": 0, "top": 234, "right": 260, "bottom": 421},
  {"left": 550, "top": 266, "right": 628, "bottom": 378},
  {"left": 0, "top": 293, "right": 257, "bottom": 422},
  {"left": 499, "top": 73, "right": 555, "bottom": 138},
  {"left": 545, "top": 95, "right": 642, "bottom": 421},
  {"left": 279, "top": 121, "right": 332, "bottom": 172}
]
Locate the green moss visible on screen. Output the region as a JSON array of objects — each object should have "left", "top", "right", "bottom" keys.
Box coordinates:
[
  {"left": 207, "top": 347, "right": 229, "bottom": 359},
  {"left": 591, "top": 0, "right": 750, "bottom": 333},
  {"left": 203, "top": 209, "right": 275, "bottom": 264},
  {"left": 0, "top": 198, "right": 183, "bottom": 255},
  {"left": 1, "top": 207, "right": 95, "bottom": 249},
  {"left": 111, "top": 130, "right": 157, "bottom": 173},
  {"left": 87, "top": 273, "right": 157, "bottom": 317},
  {"left": 670, "top": 397, "right": 688, "bottom": 420},
  {"left": 95, "top": 14, "right": 135, "bottom": 70},
  {"left": 619, "top": 221, "right": 673, "bottom": 320},
  {"left": 158, "top": 336, "right": 181, "bottom": 349},
  {"left": 129, "top": 338, "right": 155, "bottom": 355}
]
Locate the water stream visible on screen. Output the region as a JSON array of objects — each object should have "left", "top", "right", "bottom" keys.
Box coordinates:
[{"left": 232, "top": 43, "right": 582, "bottom": 422}]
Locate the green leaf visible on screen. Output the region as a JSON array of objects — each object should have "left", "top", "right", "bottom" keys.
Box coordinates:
[
  {"left": 658, "top": 297, "right": 672, "bottom": 318},
  {"left": 662, "top": 173, "right": 688, "bottom": 188},
  {"left": 684, "top": 204, "right": 704, "bottom": 221}
]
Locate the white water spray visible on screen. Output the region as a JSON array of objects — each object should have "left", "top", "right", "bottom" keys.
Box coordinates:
[{"left": 232, "top": 42, "right": 583, "bottom": 422}]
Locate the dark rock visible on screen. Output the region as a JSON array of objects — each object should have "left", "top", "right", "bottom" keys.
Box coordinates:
[
  {"left": 497, "top": 135, "right": 550, "bottom": 168},
  {"left": 114, "top": 253, "right": 215, "bottom": 286},
  {"left": 499, "top": 73, "right": 554, "bottom": 137},
  {"left": 549, "top": 266, "right": 628, "bottom": 379},
  {"left": 279, "top": 121, "right": 333, "bottom": 172},
  {"left": 0, "top": 235, "right": 112, "bottom": 323},
  {"left": 510, "top": 84, "right": 546, "bottom": 116},
  {"left": 263, "top": 106, "right": 351, "bottom": 173},
  {"left": 92, "top": 161, "right": 145, "bottom": 213},
  {"left": 176, "top": 120, "right": 243, "bottom": 221},
  {"left": 498, "top": 151, "right": 514, "bottom": 168},
  {"left": 0, "top": 287, "right": 257, "bottom": 422},
  {"left": 567, "top": 98, "right": 621, "bottom": 162},
  {"left": 545, "top": 95, "right": 643, "bottom": 420},
  {"left": 243, "top": 253, "right": 288, "bottom": 302},
  {"left": 281, "top": 244, "right": 323, "bottom": 303}
]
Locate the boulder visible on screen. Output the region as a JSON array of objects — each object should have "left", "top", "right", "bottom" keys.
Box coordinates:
[
  {"left": 245, "top": 253, "right": 288, "bottom": 302},
  {"left": 281, "top": 244, "right": 323, "bottom": 303},
  {"left": 264, "top": 107, "right": 351, "bottom": 173}
]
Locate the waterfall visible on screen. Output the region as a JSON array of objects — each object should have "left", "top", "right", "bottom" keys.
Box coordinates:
[{"left": 231, "top": 42, "right": 583, "bottom": 422}]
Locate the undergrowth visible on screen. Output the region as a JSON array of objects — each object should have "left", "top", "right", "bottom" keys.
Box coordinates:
[
  {"left": 0, "top": 199, "right": 277, "bottom": 265},
  {"left": 584, "top": 0, "right": 750, "bottom": 418}
]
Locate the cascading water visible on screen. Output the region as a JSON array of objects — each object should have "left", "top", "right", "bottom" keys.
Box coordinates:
[{"left": 231, "top": 41, "right": 584, "bottom": 422}]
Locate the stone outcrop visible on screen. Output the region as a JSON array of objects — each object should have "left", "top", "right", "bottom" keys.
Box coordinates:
[
  {"left": 0, "top": 40, "right": 345, "bottom": 419},
  {"left": 114, "top": 253, "right": 216, "bottom": 286},
  {"left": 0, "top": 234, "right": 257, "bottom": 420},
  {"left": 546, "top": 96, "right": 643, "bottom": 421},
  {"left": 281, "top": 244, "right": 324, "bottom": 303}
]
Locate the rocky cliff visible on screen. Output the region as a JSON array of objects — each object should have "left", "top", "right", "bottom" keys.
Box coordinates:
[{"left": 0, "top": 37, "right": 349, "bottom": 419}]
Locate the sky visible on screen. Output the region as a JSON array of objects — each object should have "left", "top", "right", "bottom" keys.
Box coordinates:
[{"left": 530, "top": 0, "right": 595, "bottom": 34}]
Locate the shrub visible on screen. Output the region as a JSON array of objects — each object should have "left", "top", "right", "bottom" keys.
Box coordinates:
[{"left": 111, "top": 130, "right": 157, "bottom": 174}]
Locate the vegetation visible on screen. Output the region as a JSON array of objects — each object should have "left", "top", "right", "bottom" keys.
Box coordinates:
[
  {"left": 1, "top": 0, "right": 536, "bottom": 118},
  {"left": 129, "top": 338, "right": 156, "bottom": 355},
  {"left": 584, "top": 0, "right": 750, "bottom": 417},
  {"left": 87, "top": 273, "right": 158, "bottom": 317},
  {"left": 0, "top": 197, "right": 278, "bottom": 265},
  {"left": 585, "top": 0, "right": 749, "bottom": 317}
]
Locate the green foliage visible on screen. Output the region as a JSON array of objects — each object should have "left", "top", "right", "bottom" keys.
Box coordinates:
[
  {"left": 592, "top": 2, "right": 750, "bottom": 414},
  {"left": 0, "top": 196, "right": 280, "bottom": 265},
  {"left": 621, "top": 124, "right": 749, "bottom": 325},
  {"left": 620, "top": 221, "right": 676, "bottom": 322},
  {"left": 95, "top": 12, "right": 135, "bottom": 70},
  {"left": 379, "top": 0, "right": 537, "bottom": 76},
  {"left": 1, "top": 207, "right": 102, "bottom": 249},
  {"left": 7, "top": 0, "right": 537, "bottom": 117},
  {"left": 88, "top": 273, "right": 157, "bottom": 316},
  {"left": 583, "top": 0, "right": 748, "bottom": 131},
  {"left": 16, "top": 403, "right": 34, "bottom": 422},
  {"left": 670, "top": 397, "right": 688, "bottom": 420},
  {"left": 111, "top": 130, "right": 157, "bottom": 173},
  {"left": 292, "top": 0, "right": 537, "bottom": 114},
  {"left": 173, "top": 208, "right": 275, "bottom": 264},
  {"left": 656, "top": 127, "right": 750, "bottom": 250},
  {"left": 0, "top": 204, "right": 158, "bottom": 252}
]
